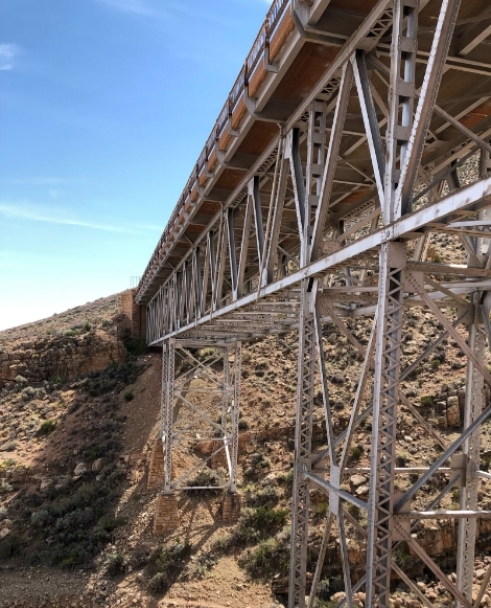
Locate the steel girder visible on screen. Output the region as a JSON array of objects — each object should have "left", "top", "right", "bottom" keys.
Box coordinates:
[{"left": 145, "top": 1, "right": 491, "bottom": 606}]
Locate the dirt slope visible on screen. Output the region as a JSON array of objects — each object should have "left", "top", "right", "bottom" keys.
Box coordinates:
[{"left": 1, "top": 291, "right": 491, "bottom": 608}]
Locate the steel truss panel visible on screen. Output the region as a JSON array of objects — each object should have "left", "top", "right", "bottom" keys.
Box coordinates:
[
  {"left": 142, "top": 1, "right": 491, "bottom": 606},
  {"left": 159, "top": 340, "right": 241, "bottom": 495}
]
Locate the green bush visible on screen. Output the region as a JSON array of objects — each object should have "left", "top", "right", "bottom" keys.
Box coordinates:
[
  {"left": 420, "top": 395, "right": 434, "bottom": 407},
  {"left": 246, "top": 485, "right": 279, "bottom": 508},
  {"left": 146, "top": 541, "right": 191, "bottom": 594},
  {"left": 228, "top": 507, "right": 288, "bottom": 549},
  {"left": 0, "top": 532, "right": 22, "bottom": 559},
  {"left": 184, "top": 469, "right": 221, "bottom": 496},
  {"left": 37, "top": 420, "right": 57, "bottom": 437},
  {"left": 0, "top": 480, "right": 13, "bottom": 494},
  {"left": 148, "top": 572, "right": 169, "bottom": 594},
  {"left": 349, "top": 445, "right": 363, "bottom": 461},
  {"left": 21, "top": 386, "right": 37, "bottom": 402},
  {"left": 239, "top": 536, "right": 290, "bottom": 579},
  {"left": 243, "top": 452, "right": 271, "bottom": 480},
  {"left": 123, "top": 337, "right": 147, "bottom": 356},
  {"left": 105, "top": 552, "right": 125, "bottom": 577},
  {"left": 317, "top": 578, "right": 331, "bottom": 600}
]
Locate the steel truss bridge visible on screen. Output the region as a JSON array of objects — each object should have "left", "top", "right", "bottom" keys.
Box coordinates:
[{"left": 136, "top": 1, "right": 491, "bottom": 606}]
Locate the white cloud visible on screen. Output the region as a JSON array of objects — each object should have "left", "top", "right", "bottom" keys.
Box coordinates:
[
  {"left": 0, "top": 201, "right": 135, "bottom": 234},
  {"left": 0, "top": 43, "right": 21, "bottom": 71}
]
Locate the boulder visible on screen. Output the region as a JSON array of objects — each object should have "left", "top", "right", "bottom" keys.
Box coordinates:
[
  {"left": 91, "top": 458, "right": 104, "bottom": 473},
  {"left": 73, "top": 462, "right": 88, "bottom": 476}
]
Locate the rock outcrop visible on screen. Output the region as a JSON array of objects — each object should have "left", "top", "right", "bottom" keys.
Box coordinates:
[{"left": 0, "top": 331, "right": 126, "bottom": 384}]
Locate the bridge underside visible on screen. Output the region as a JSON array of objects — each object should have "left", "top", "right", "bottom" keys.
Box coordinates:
[{"left": 138, "top": 1, "right": 491, "bottom": 606}]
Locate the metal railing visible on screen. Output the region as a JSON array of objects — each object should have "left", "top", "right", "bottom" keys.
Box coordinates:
[{"left": 137, "top": 0, "right": 290, "bottom": 303}]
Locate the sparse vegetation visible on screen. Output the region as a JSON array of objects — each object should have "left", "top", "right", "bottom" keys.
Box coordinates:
[
  {"left": 238, "top": 534, "right": 290, "bottom": 579},
  {"left": 36, "top": 419, "right": 57, "bottom": 437},
  {"left": 146, "top": 541, "right": 191, "bottom": 595},
  {"left": 105, "top": 552, "right": 125, "bottom": 577},
  {"left": 1, "top": 279, "right": 491, "bottom": 607}
]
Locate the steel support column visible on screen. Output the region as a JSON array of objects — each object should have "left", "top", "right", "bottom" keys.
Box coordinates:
[
  {"left": 288, "top": 280, "right": 317, "bottom": 608},
  {"left": 162, "top": 339, "right": 176, "bottom": 494},
  {"left": 366, "top": 241, "right": 406, "bottom": 607},
  {"left": 456, "top": 302, "right": 485, "bottom": 606}
]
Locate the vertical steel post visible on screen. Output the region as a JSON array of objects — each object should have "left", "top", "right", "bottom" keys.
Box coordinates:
[
  {"left": 456, "top": 303, "right": 485, "bottom": 606},
  {"left": 288, "top": 281, "right": 317, "bottom": 608},
  {"left": 366, "top": 242, "right": 406, "bottom": 607},
  {"left": 229, "top": 342, "right": 241, "bottom": 494},
  {"left": 162, "top": 339, "right": 176, "bottom": 494},
  {"left": 383, "top": 0, "right": 417, "bottom": 224}
]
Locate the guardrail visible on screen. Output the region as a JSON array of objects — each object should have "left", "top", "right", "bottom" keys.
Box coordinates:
[{"left": 136, "top": 0, "right": 290, "bottom": 303}]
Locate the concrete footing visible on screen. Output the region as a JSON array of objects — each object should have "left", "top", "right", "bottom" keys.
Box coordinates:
[
  {"left": 147, "top": 438, "right": 164, "bottom": 491},
  {"left": 153, "top": 494, "right": 180, "bottom": 535},
  {"left": 219, "top": 492, "right": 242, "bottom": 523}
]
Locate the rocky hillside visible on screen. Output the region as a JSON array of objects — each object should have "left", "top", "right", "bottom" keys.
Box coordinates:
[{"left": 0, "top": 290, "right": 491, "bottom": 608}]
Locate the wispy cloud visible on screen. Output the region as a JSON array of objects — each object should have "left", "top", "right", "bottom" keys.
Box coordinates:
[
  {"left": 0, "top": 202, "right": 137, "bottom": 234},
  {"left": 0, "top": 43, "right": 21, "bottom": 71},
  {"left": 1, "top": 177, "right": 71, "bottom": 186},
  {"left": 95, "top": 0, "right": 238, "bottom": 28},
  {"left": 95, "top": 0, "right": 158, "bottom": 17}
]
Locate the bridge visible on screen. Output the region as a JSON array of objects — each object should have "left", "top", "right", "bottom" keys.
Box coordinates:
[{"left": 136, "top": 1, "right": 491, "bottom": 606}]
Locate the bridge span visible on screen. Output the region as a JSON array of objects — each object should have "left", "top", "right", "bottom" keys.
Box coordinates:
[{"left": 137, "top": 1, "right": 491, "bottom": 606}]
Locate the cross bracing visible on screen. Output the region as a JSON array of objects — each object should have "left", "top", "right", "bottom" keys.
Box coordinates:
[{"left": 138, "top": 1, "right": 491, "bottom": 606}]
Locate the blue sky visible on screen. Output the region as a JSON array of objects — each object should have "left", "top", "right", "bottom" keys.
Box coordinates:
[{"left": 0, "top": 0, "right": 272, "bottom": 330}]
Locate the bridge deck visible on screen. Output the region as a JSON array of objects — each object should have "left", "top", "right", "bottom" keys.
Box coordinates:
[{"left": 137, "top": 0, "right": 491, "bottom": 326}]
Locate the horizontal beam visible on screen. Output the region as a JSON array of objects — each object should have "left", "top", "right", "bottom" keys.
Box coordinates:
[{"left": 151, "top": 176, "right": 491, "bottom": 343}]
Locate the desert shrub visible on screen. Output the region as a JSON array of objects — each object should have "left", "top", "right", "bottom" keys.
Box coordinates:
[
  {"left": 228, "top": 507, "right": 288, "bottom": 548},
  {"left": 246, "top": 485, "right": 279, "bottom": 508},
  {"left": 420, "top": 395, "right": 435, "bottom": 407},
  {"left": 238, "top": 417, "right": 250, "bottom": 431},
  {"left": 21, "top": 386, "right": 37, "bottom": 402},
  {"left": 239, "top": 536, "right": 290, "bottom": 579},
  {"left": 184, "top": 469, "right": 221, "bottom": 496},
  {"left": 31, "top": 508, "right": 54, "bottom": 529},
  {"left": 243, "top": 452, "right": 271, "bottom": 480},
  {"left": 63, "top": 329, "right": 79, "bottom": 337},
  {"left": 188, "top": 552, "right": 217, "bottom": 579},
  {"left": 278, "top": 469, "right": 294, "bottom": 489},
  {"left": 124, "top": 392, "right": 134, "bottom": 402},
  {"left": 349, "top": 445, "right": 363, "bottom": 462},
  {"left": 317, "top": 578, "right": 331, "bottom": 601},
  {"left": 36, "top": 419, "right": 56, "bottom": 437},
  {"left": 105, "top": 552, "right": 125, "bottom": 577},
  {"left": 0, "top": 532, "right": 22, "bottom": 559},
  {"left": 146, "top": 541, "right": 191, "bottom": 594},
  {"left": 129, "top": 548, "right": 149, "bottom": 569},
  {"left": 123, "top": 337, "right": 147, "bottom": 356},
  {"left": 148, "top": 572, "right": 169, "bottom": 594},
  {"left": 210, "top": 533, "right": 234, "bottom": 554},
  {"left": 0, "top": 480, "right": 13, "bottom": 494},
  {"left": 315, "top": 501, "right": 328, "bottom": 518},
  {"left": 244, "top": 506, "right": 288, "bottom": 530}
]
